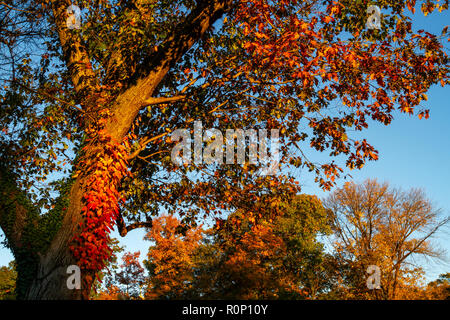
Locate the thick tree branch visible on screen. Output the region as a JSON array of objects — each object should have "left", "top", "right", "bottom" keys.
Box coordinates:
[
  {"left": 116, "top": 214, "right": 153, "bottom": 237},
  {"left": 105, "top": 0, "right": 235, "bottom": 141},
  {"left": 50, "top": 0, "right": 98, "bottom": 99}
]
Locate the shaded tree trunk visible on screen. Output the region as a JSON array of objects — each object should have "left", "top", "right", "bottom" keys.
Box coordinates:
[
  {"left": 0, "top": 170, "right": 91, "bottom": 299},
  {"left": 24, "top": 251, "right": 85, "bottom": 300},
  {"left": 23, "top": 188, "right": 92, "bottom": 300}
]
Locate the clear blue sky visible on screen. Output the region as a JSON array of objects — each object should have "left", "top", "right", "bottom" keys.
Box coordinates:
[{"left": 1, "top": 5, "right": 449, "bottom": 283}]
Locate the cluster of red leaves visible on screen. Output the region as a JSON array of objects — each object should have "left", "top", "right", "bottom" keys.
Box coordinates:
[{"left": 70, "top": 111, "right": 131, "bottom": 274}]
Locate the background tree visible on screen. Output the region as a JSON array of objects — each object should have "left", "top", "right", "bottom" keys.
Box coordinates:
[
  {"left": 273, "top": 194, "right": 333, "bottom": 298},
  {"left": 194, "top": 194, "right": 332, "bottom": 299},
  {"left": 324, "top": 179, "right": 449, "bottom": 300},
  {"left": 422, "top": 273, "right": 450, "bottom": 299},
  {"left": 144, "top": 195, "right": 331, "bottom": 299},
  {"left": 195, "top": 215, "right": 292, "bottom": 299},
  {"left": 91, "top": 244, "right": 146, "bottom": 300},
  {"left": 0, "top": 0, "right": 448, "bottom": 299},
  {"left": 0, "top": 261, "right": 17, "bottom": 300},
  {"left": 144, "top": 215, "right": 203, "bottom": 300},
  {"left": 113, "top": 251, "right": 146, "bottom": 299}
]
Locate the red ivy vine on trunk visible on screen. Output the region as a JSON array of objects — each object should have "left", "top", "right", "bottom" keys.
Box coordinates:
[{"left": 70, "top": 109, "right": 131, "bottom": 275}]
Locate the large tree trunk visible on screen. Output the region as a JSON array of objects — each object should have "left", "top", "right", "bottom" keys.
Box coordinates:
[{"left": 0, "top": 0, "right": 233, "bottom": 299}]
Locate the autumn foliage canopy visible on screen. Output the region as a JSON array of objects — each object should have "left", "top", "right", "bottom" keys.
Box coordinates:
[{"left": 0, "top": 0, "right": 448, "bottom": 299}]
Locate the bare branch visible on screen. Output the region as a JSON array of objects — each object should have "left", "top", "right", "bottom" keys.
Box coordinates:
[
  {"left": 143, "top": 95, "right": 186, "bottom": 106},
  {"left": 116, "top": 214, "right": 152, "bottom": 237}
]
